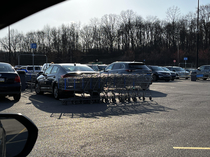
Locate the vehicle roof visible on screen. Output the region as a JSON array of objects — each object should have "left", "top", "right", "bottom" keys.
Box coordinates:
[
  {"left": 0, "top": 62, "right": 11, "bottom": 65},
  {"left": 53, "top": 63, "right": 86, "bottom": 66},
  {"left": 0, "top": 0, "right": 66, "bottom": 30},
  {"left": 200, "top": 65, "right": 210, "bottom": 67},
  {"left": 113, "top": 61, "right": 144, "bottom": 64}
]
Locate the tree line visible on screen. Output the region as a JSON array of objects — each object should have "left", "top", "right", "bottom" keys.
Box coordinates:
[{"left": 0, "top": 4, "right": 210, "bottom": 67}]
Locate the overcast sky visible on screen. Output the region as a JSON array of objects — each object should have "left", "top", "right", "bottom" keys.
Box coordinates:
[{"left": 0, "top": 0, "right": 209, "bottom": 38}]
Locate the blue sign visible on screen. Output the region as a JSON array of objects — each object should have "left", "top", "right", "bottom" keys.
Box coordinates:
[
  {"left": 30, "top": 43, "right": 37, "bottom": 49},
  {"left": 184, "top": 57, "right": 188, "bottom": 61}
]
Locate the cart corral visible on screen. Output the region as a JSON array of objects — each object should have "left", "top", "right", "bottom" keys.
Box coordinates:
[{"left": 58, "top": 73, "right": 153, "bottom": 105}]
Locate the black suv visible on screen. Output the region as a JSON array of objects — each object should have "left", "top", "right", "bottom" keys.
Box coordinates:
[
  {"left": 104, "top": 61, "right": 152, "bottom": 75},
  {"left": 147, "top": 66, "right": 171, "bottom": 82}
]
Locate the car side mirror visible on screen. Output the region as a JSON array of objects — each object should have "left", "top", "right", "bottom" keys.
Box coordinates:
[{"left": 0, "top": 113, "right": 38, "bottom": 157}]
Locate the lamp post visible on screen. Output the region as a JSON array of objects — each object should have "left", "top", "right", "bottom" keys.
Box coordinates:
[
  {"left": 196, "top": 0, "right": 199, "bottom": 68},
  {"left": 8, "top": 26, "right": 11, "bottom": 63}
]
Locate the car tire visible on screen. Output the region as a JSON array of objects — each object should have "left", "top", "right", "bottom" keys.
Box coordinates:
[
  {"left": 53, "top": 84, "right": 60, "bottom": 100},
  {"left": 35, "top": 83, "right": 43, "bottom": 95},
  {"left": 185, "top": 77, "right": 189, "bottom": 79},
  {"left": 152, "top": 75, "right": 157, "bottom": 81},
  {"left": 171, "top": 79, "right": 174, "bottom": 81},
  {"left": 13, "top": 93, "right": 21, "bottom": 101},
  {"left": 165, "top": 79, "right": 170, "bottom": 82},
  {"left": 203, "top": 78, "right": 207, "bottom": 80}
]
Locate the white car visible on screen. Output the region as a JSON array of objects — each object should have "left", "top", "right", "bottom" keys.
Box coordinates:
[{"left": 19, "top": 65, "right": 42, "bottom": 73}]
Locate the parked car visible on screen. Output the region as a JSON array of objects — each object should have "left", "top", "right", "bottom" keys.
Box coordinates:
[
  {"left": 87, "top": 64, "right": 100, "bottom": 71},
  {"left": 97, "top": 64, "right": 107, "bottom": 71},
  {"left": 19, "top": 65, "right": 42, "bottom": 74},
  {"left": 41, "top": 63, "right": 53, "bottom": 72},
  {"left": 0, "top": 62, "right": 21, "bottom": 101},
  {"left": 88, "top": 64, "right": 107, "bottom": 72},
  {"left": 35, "top": 63, "right": 98, "bottom": 99},
  {"left": 162, "top": 67, "right": 179, "bottom": 80},
  {"left": 147, "top": 66, "right": 171, "bottom": 82},
  {"left": 195, "top": 65, "right": 210, "bottom": 80},
  {"left": 104, "top": 61, "right": 152, "bottom": 75},
  {"left": 166, "top": 66, "right": 190, "bottom": 79}
]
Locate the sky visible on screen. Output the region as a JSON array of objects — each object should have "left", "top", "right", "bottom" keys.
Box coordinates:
[{"left": 0, "top": 0, "right": 209, "bottom": 38}]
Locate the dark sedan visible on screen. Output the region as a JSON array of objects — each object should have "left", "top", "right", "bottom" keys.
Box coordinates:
[
  {"left": 35, "top": 63, "right": 98, "bottom": 99},
  {"left": 0, "top": 62, "right": 21, "bottom": 101},
  {"left": 162, "top": 67, "right": 178, "bottom": 80},
  {"left": 147, "top": 66, "right": 171, "bottom": 82}
]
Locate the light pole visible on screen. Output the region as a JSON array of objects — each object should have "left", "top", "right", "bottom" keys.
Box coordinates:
[
  {"left": 8, "top": 26, "right": 11, "bottom": 63},
  {"left": 196, "top": 0, "right": 199, "bottom": 68}
]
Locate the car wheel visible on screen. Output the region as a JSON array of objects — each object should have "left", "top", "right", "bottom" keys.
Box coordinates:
[
  {"left": 185, "top": 77, "right": 189, "bottom": 79},
  {"left": 35, "top": 83, "right": 43, "bottom": 95},
  {"left": 13, "top": 93, "right": 21, "bottom": 101},
  {"left": 152, "top": 75, "right": 157, "bottom": 81},
  {"left": 171, "top": 79, "right": 174, "bottom": 81},
  {"left": 165, "top": 79, "right": 170, "bottom": 82},
  {"left": 203, "top": 78, "right": 207, "bottom": 80},
  {"left": 53, "top": 84, "right": 60, "bottom": 100}
]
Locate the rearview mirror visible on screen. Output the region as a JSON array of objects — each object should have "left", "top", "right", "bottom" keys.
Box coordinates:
[{"left": 0, "top": 113, "right": 38, "bottom": 157}]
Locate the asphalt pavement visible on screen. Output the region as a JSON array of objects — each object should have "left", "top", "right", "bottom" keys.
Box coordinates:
[{"left": 0, "top": 79, "right": 210, "bottom": 157}]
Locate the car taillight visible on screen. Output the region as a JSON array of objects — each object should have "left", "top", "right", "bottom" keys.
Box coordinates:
[
  {"left": 15, "top": 75, "right": 21, "bottom": 83},
  {"left": 125, "top": 69, "right": 132, "bottom": 72},
  {"left": 61, "top": 75, "right": 73, "bottom": 78}
]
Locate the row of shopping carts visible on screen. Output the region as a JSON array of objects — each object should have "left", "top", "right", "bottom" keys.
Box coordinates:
[{"left": 58, "top": 73, "right": 153, "bottom": 105}]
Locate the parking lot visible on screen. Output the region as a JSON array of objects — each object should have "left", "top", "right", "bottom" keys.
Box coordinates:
[{"left": 1, "top": 79, "right": 210, "bottom": 156}]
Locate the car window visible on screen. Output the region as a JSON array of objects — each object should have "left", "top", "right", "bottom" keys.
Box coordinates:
[
  {"left": 35, "top": 67, "right": 41, "bottom": 70},
  {"left": 45, "top": 66, "right": 53, "bottom": 74},
  {"left": 204, "top": 66, "right": 210, "bottom": 70},
  {"left": 27, "top": 67, "right": 33, "bottom": 70},
  {"left": 51, "top": 66, "right": 59, "bottom": 74},
  {"left": 0, "top": 64, "right": 14, "bottom": 72},
  {"left": 112, "top": 63, "right": 121, "bottom": 69},
  {"left": 129, "top": 64, "right": 149, "bottom": 70},
  {"left": 105, "top": 64, "right": 114, "bottom": 71}
]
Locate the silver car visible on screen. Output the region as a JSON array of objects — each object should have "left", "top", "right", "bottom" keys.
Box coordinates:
[{"left": 166, "top": 66, "right": 190, "bottom": 79}]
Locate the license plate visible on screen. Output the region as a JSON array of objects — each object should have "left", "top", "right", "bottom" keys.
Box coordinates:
[{"left": 0, "top": 78, "right": 5, "bottom": 82}]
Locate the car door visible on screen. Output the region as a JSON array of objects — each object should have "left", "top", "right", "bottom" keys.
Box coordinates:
[
  {"left": 46, "top": 65, "right": 59, "bottom": 92},
  {"left": 104, "top": 64, "right": 114, "bottom": 73},
  {"left": 111, "top": 63, "right": 122, "bottom": 74},
  {"left": 40, "top": 65, "right": 53, "bottom": 91}
]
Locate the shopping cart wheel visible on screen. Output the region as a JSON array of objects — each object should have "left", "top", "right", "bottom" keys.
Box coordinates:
[
  {"left": 132, "top": 97, "right": 137, "bottom": 102},
  {"left": 105, "top": 98, "right": 109, "bottom": 103},
  {"left": 149, "top": 96, "right": 152, "bottom": 101},
  {"left": 121, "top": 97, "right": 125, "bottom": 103},
  {"left": 112, "top": 97, "right": 116, "bottom": 103},
  {"left": 127, "top": 97, "right": 131, "bottom": 102}
]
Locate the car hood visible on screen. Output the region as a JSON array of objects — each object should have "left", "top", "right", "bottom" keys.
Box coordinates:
[{"left": 154, "top": 71, "right": 170, "bottom": 74}]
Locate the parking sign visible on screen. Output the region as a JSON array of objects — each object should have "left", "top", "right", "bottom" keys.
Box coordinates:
[
  {"left": 184, "top": 57, "right": 188, "bottom": 61},
  {"left": 30, "top": 43, "right": 37, "bottom": 49}
]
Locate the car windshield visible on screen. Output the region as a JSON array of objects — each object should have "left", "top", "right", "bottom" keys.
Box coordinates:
[
  {"left": 150, "top": 66, "right": 164, "bottom": 71},
  {"left": 62, "top": 65, "right": 94, "bottom": 72},
  {"left": 175, "top": 67, "right": 185, "bottom": 71},
  {"left": 162, "top": 67, "right": 170, "bottom": 71},
  {"left": 98, "top": 65, "right": 107, "bottom": 71}
]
